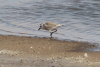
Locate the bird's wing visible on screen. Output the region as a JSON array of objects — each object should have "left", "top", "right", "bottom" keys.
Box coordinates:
[
  {"left": 42, "top": 22, "right": 57, "bottom": 31},
  {"left": 45, "top": 22, "right": 57, "bottom": 27}
]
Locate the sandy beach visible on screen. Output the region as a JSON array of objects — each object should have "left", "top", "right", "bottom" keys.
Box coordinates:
[{"left": 0, "top": 35, "right": 100, "bottom": 67}]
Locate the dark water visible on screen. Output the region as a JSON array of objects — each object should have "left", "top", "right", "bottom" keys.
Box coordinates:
[{"left": 0, "top": 0, "right": 100, "bottom": 51}]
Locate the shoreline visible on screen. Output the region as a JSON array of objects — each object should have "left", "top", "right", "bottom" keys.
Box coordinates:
[{"left": 0, "top": 35, "right": 100, "bottom": 67}]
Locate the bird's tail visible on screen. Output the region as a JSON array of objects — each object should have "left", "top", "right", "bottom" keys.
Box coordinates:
[{"left": 56, "top": 24, "right": 64, "bottom": 27}]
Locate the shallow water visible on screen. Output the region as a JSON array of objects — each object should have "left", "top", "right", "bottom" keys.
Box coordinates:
[{"left": 0, "top": 0, "right": 100, "bottom": 50}]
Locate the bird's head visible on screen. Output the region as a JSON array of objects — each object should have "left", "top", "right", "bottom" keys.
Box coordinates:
[{"left": 38, "top": 23, "right": 44, "bottom": 30}]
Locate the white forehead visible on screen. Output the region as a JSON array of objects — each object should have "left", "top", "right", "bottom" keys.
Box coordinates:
[{"left": 40, "top": 23, "right": 45, "bottom": 26}]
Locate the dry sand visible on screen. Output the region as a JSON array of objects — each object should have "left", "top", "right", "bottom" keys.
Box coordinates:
[{"left": 0, "top": 35, "right": 100, "bottom": 67}]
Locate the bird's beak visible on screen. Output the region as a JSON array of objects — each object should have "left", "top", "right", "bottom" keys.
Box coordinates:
[{"left": 38, "top": 28, "right": 40, "bottom": 30}]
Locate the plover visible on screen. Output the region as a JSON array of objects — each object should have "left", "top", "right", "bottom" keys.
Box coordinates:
[{"left": 38, "top": 22, "right": 64, "bottom": 38}]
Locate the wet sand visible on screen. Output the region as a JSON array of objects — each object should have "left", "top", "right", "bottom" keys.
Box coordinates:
[{"left": 0, "top": 35, "right": 100, "bottom": 67}]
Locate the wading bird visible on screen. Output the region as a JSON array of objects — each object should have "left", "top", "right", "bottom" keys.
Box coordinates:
[{"left": 38, "top": 22, "right": 64, "bottom": 38}]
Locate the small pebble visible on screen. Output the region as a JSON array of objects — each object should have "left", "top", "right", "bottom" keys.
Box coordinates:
[
  {"left": 30, "top": 47, "right": 33, "bottom": 48},
  {"left": 57, "top": 57, "right": 62, "bottom": 59},
  {"left": 42, "top": 60, "right": 44, "bottom": 61},
  {"left": 84, "top": 53, "right": 88, "bottom": 58},
  {"left": 20, "top": 60, "right": 23, "bottom": 63},
  {"left": 51, "top": 61, "right": 53, "bottom": 63}
]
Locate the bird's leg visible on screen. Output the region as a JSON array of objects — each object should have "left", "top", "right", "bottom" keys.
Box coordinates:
[
  {"left": 50, "top": 30, "right": 57, "bottom": 38},
  {"left": 54, "top": 30, "right": 57, "bottom": 32},
  {"left": 50, "top": 32, "right": 53, "bottom": 38}
]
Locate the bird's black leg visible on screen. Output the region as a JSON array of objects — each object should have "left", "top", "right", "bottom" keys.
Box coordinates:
[
  {"left": 50, "top": 32, "right": 53, "bottom": 38},
  {"left": 54, "top": 30, "right": 57, "bottom": 32},
  {"left": 50, "top": 30, "right": 57, "bottom": 38}
]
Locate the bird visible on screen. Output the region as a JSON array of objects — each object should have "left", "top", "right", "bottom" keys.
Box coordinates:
[{"left": 38, "top": 22, "right": 64, "bottom": 38}]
